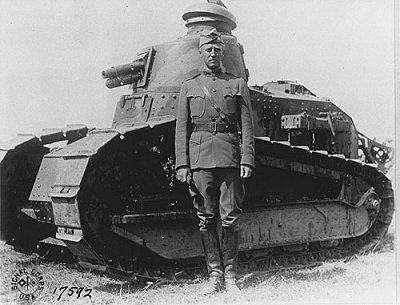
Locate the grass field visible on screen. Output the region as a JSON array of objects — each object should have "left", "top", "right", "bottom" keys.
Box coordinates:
[{"left": 0, "top": 221, "right": 396, "bottom": 305}]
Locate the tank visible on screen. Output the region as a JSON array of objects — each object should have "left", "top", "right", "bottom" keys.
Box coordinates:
[{"left": 0, "top": 1, "right": 394, "bottom": 281}]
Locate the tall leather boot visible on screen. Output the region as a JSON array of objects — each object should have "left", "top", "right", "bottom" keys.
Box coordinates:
[
  {"left": 222, "top": 227, "right": 240, "bottom": 293},
  {"left": 200, "top": 229, "right": 224, "bottom": 294}
]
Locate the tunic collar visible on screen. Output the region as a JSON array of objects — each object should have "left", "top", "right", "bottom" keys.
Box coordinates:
[{"left": 202, "top": 67, "right": 222, "bottom": 77}]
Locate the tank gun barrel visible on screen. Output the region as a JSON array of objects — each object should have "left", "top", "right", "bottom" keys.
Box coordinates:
[
  {"left": 105, "top": 73, "right": 142, "bottom": 89},
  {"left": 102, "top": 61, "right": 145, "bottom": 89},
  {"left": 102, "top": 61, "right": 145, "bottom": 79}
]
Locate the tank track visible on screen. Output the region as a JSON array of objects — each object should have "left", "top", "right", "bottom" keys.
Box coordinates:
[
  {"left": 79, "top": 137, "right": 394, "bottom": 286},
  {"left": 2, "top": 127, "right": 393, "bottom": 285}
]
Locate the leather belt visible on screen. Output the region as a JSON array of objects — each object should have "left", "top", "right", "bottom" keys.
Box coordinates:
[{"left": 192, "top": 122, "right": 237, "bottom": 134}]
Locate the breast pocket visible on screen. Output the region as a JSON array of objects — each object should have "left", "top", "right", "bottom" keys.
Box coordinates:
[
  {"left": 223, "top": 87, "right": 238, "bottom": 115},
  {"left": 187, "top": 89, "right": 206, "bottom": 118}
]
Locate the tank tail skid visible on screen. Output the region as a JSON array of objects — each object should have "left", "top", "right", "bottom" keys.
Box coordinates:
[{"left": 0, "top": 125, "right": 88, "bottom": 243}]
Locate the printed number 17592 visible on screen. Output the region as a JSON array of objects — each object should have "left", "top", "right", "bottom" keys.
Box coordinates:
[{"left": 53, "top": 286, "right": 92, "bottom": 301}]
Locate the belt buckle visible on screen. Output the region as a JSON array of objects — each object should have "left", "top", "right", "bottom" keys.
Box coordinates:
[{"left": 209, "top": 121, "right": 217, "bottom": 134}]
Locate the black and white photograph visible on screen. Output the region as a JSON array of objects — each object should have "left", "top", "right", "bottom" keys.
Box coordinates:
[{"left": 0, "top": 0, "right": 397, "bottom": 304}]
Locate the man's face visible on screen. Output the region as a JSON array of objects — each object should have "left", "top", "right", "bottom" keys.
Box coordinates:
[{"left": 199, "top": 43, "right": 225, "bottom": 70}]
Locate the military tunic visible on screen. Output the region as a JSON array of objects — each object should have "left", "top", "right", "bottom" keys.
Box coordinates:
[
  {"left": 175, "top": 69, "right": 255, "bottom": 230},
  {"left": 175, "top": 70, "right": 255, "bottom": 170}
]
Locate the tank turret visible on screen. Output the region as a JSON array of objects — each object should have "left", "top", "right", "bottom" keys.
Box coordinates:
[{"left": 102, "top": 1, "right": 248, "bottom": 129}]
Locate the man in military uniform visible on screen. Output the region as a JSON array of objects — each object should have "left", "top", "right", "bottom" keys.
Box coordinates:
[{"left": 175, "top": 29, "right": 255, "bottom": 293}]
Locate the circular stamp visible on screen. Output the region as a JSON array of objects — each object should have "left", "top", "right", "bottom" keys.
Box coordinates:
[{"left": 11, "top": 268, "right": 45, "bottom": 301}]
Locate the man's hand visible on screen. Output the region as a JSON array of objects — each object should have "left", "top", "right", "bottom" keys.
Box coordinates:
[
  {"left": 176, "top": 166, "right": 192, "bottom": 184},
  {"left": 240, "top": 165, "right": 253, "bottom": 179}
]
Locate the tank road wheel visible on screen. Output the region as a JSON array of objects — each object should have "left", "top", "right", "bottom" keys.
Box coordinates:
[
  {"left": 78, "top": 149, "right": 167, "bottom": 268},
  {"left": 77, "top": 152, "right": 131, "bottom": 265},
  {"left": 78, "top": 189, "right": 109, "bottom": 256}
]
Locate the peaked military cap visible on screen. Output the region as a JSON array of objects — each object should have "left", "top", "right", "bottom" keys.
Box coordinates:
[{"left": 199, "top": 28, "right": 225, "bottom": 48}]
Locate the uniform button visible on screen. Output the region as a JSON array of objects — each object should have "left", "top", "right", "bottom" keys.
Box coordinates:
[{"left": 212, "top": 88, "right": 216, "bottom": 92}]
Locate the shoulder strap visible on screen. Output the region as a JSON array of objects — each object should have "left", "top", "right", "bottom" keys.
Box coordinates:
[{"left": 194, "top": 78, "right": 228, "bottom": 122}]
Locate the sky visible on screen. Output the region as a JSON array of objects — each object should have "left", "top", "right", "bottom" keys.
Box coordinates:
[{"left": 0, "top": 0, "right": 396, "bottom": 142}]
